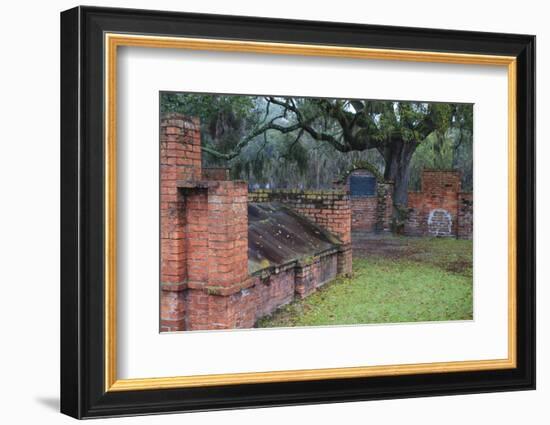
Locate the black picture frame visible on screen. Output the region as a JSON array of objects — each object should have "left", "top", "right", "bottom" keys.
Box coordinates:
[{"left": 61, "top": 5, "right": 535, "bottom": 419}]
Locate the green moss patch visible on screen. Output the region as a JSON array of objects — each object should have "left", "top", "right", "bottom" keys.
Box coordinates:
[{"left": 257, "top": 238, "right": 473, "bottom": 328}]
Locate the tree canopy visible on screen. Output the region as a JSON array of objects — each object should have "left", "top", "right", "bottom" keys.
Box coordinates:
[{"left": 160, "top": 92, "right": 473, "bottom": 209}]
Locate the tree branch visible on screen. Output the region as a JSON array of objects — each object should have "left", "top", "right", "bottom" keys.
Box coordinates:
[
  {"left": 201, "top": 113, "right": 294, "bottom": 160},
  {"left": 203, "top": 96, "right": 392, "bottom": 160},
  {"left": 282, "top": 128, "right": 305, "bottom": 159},
  {"left": 265, "top": 96, "right": 352, "bottom": 152}
]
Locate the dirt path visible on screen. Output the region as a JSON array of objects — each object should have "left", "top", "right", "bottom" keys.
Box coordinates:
[
  {"left": 351, "top": 231, "right": 473, "bottom": 278},
  {"left": 352, "top": 232, "right": 414, "bottom": 259}
]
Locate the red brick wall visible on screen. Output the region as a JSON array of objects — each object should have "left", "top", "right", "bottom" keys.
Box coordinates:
[
  {"left": 422, "top": 170, "right": 460, "bottom": 236},
  {"left": 336, "top": 247, "right": 353, "bottom": 276},
  {"left": 404, "top": 170, "right": 473, "bottom": 238},
  {"left": 160, "top": 114, "right": 201, "bottom": 332},
  {"left": 337, "top": 169, "right": 394, "bottom": 233},
  {"left": 404, "top": 192, "right": 426, "bottom": 236},
  {"left": 380, "top": 183, "right": 394, "bottom": 232},
  {"left": 351, "top": 197, "right": 378, "bottom": 231},
  {"left": 345, "top": 170, "right": 378, "bottom": 232},
  {"left": 339, "top": 168, "right": 472, "bottom": 239},
  {"left": 202, "top": 167, "right": 230, "bottom": 181},
  {"left": 201, "top": 182, "right": 249, "bottom": 293},
  {"left": 248, "top": 189, "right": 352, "bottom": 276},
  {"left": 295, "top": 253, "right": 338, "bottom": 298},
  {"left": 160, "top": 113, "right": 251, "bottom": 331},
  {"left": 253, "top": 267, "right": 296, "bottom": 320},
  {"left": 176, "top": 181, "right": 250, "bottom": 330},
  {"left": 161, "top": 117, "right": 472, "bottom": 332},
  {"left": 184, "top": 189, "right": 208, "bottom": 288},
  {"left": 160, "top": 113, "right": 347, "bottom": 332},
  {"left": 248, "top": 190, "right": 351, "bottom": 244},
  {"left": 185, "top": 252, "right": 340, "bottom": 330}
]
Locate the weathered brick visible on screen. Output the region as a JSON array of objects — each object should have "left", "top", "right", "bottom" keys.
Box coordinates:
[
  {"left": 403, "top": 170, "right": 472, "bottom": 238},
  {"left": 160, "top": 113, "right": 354, "bottom": 332}
]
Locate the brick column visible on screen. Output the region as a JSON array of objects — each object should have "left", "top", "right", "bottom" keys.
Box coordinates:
[
  {"left": 328, "top": 197, "right": 353, "bottom": 277},
  {"left": 159, "top": 114, "right": 201, "bottom": 332},
  {"left": 159, "top": 113, "right": 252, "bottom": 332},
  {"left": 185, "top": 181, "right": 250, "bottom": 330},
  {"left": 375, "top": 182, "right": 394, "bottom": 233},
  {"left": 457, "top": 192, "right": 473, "bottom": 239}
]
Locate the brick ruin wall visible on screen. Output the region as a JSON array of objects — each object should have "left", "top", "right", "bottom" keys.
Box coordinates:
[
  {"left": 404, "top": 170, "right": 473, "bottom": 239},
  {"left": 202, "top": 167, "right": 230, "bottom": 181},
  {"left": 336, "top": 169, "right": 393, "bottom": 233},
  {"left": 457, "top": 192, "right": 473, "bottom": 239},
  {"left": 248, "top": 189, "right": 353, "bottom": 277},
  {"left": 160, "top": 113, "right": 351, "bottom": 332},
  {"left": 341, "top": 169, "right": 473, "bottom": 239},
  {"left": 160, "top": 114, "right": 201, "bottom": 332},
  {"left": 295, "top": 253, "right": 339, "bottom": 298}
]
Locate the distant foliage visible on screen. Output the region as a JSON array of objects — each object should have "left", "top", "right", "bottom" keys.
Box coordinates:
[
  {"left": 409, "top": 104, "right": 473, "bottom": 191},
  {"left": 160, "top": 93, "right": 473, "bottom": 191}
]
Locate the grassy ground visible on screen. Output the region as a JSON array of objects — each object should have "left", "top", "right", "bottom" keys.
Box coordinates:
[{"left": 256, "top": 236, "right": 473, "bottom": 328}]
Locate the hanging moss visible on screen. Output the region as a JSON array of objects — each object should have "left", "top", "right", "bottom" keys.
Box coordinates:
[
  {"left": 392, "top": 204, "right": 409, "bottom": 234},
  {"left": 337, "top": 160, "right": 385, "bottom": 183}
]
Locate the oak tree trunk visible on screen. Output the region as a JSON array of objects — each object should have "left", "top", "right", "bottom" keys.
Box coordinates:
[{"left": 382, "top": 140, "right": 418, "bottom": 227}]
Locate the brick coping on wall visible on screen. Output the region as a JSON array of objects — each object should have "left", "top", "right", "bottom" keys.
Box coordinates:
[{"left": 251, "top": 246, "right": 340, "bottom": 280}]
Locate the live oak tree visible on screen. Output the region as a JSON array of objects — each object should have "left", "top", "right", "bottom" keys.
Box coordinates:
[
  {"left": 201, "top": 97, "right": 452, "bottom": 212},
  {"left": 161, "top": 93, "right": 470, "bottom": 223}
]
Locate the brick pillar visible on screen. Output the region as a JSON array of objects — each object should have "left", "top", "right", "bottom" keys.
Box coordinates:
[
  {"left": 206, "top": 182, "right": 249, "bottom": 291},
  {"left": 159, "top": 114, "right": 201, "bottom": 332},
  {"left": 159, "top": 113, "right": 252, "bottom": 331},
  {"left": 184, "top": 189, "right": 209, "bottom": 285},
  {"left": 457, "top": 192, "right": 473, "bottom": 239},
  {"left": 185, "top": 181, "right": 250, "bottom": 330},
  {"left": 375, "top": 181, "right": 394, "bottom": 233},
  {"left": 328, "top": 196, "right": 353, "bottom": 277}
]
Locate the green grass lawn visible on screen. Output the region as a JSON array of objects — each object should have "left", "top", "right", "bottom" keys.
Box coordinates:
[{"left": 256, "top": 237, "right": 473, "bottom": 328}]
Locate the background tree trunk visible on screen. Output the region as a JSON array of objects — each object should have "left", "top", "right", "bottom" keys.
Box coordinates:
[{"left": 382, "top": 140, "right": 418, "bottom": 225}]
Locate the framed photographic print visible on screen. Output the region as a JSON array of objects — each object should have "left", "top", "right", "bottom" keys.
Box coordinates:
[{"left": 60, "top": 6, "right": 535, "bottom": 419}]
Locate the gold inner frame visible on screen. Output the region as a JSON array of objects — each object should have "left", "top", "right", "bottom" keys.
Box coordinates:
[{"left": 104, "top": 33, "right": 517, "bottom": 392}]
